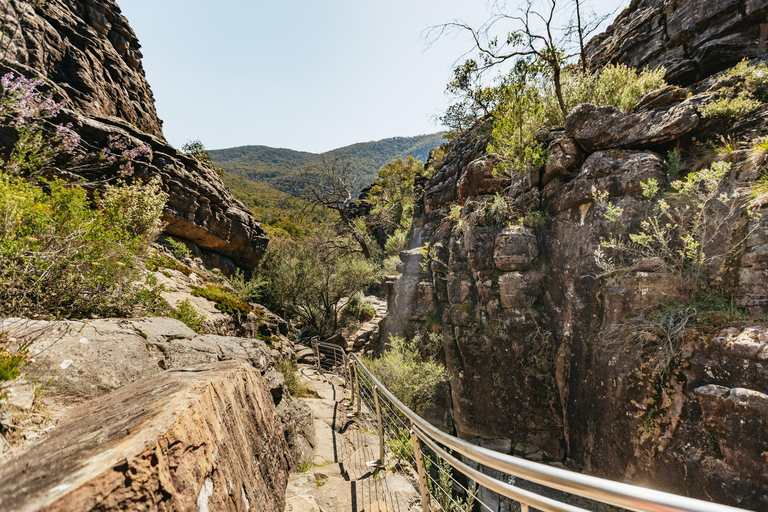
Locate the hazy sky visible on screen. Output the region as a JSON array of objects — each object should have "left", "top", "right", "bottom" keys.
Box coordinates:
[{"left": 120, "top": 1, "right": 623, "bottom": 153}]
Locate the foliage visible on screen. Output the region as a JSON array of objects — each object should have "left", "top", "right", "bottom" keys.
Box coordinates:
[
  {"left": 607, "top": 298, "right": 745, "bottom": 377},
  {"left": 275, "top": 358, "right": 310, "bottom": 398},
  {"left": 100, "top": 180, "right": 168, "bottom": 238},
  {"left": 171, "top": 299, "right": 206, "bottom": 333},
  {"left": 0, "top": 333, "right": 28, "bottom": 401},
  {"left": 384, "top": 229, "right": 409, "bottom": 258},
  {"left": 223, "top": 173, "right": 335, "bottom": 240},
  {"left": 164, "top": 237, "right": 193, "bottom": 260},
  {"left": 340, "top": 293, "right": 377, "bottom": 322},
  {"left": 426, "top": 455, "right": 478, "bottom": 512},
  {"left": 227, "top": 269, "right": 267, "bottom": 302},
  {"left": 259, "top": 231, "right": 379, "bottom": 336},
  {"left": 192, "top": 284, "right": 252, "bottom": 316},
  {"left": 594, "top": 161, "right": 744, "bottom": 298},
  {"left": 182, "top": 139, "right": 224, "bottom": 177},
  {"left": 0, "top": 174, "right": 165, "bottom": 317},
  {"left": 666, "top": 149, "right": 684, "bottom": 183},
  {"left": 367, "top": 156, "right": 423, "bottom": 233},
  {"left": 361, "top": 334, "right": 447, "bottom": 415},
  {"left": 699, "top": 60, "right": 768, "bottom": 120},
  {"left": 488, "top": 63, "right": 666, "bottom": 177},
  {"left": 386, "top": 428, "right": 414, "bottom": 464}
]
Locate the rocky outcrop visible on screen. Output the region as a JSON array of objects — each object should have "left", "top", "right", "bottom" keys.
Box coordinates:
[
  {"left": 586, "top": 0, "right": 768, "bottom": 85},
  {"left": 0, "top": 361, "right": 291, "bottom": 512},
  {"left": 1, "top": 317, "right": 314, "bottom": 469},
  {"left": 0, "top": 0, "right": 162, "bottom": 138},
  {"left": 564, "top": 102, "right": 699, "bottom": 152},
  {"left": 0, "top": 0, "right": 268, "bottom": 270},
  {"left": 382, "top": 73, "right": 768, "bottom": 508}
]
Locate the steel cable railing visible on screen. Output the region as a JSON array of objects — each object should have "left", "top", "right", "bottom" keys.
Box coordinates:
[{"left": 343, "top": 353, "right": 754, "bottom": 512}]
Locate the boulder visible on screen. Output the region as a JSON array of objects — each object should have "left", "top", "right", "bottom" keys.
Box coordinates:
[
  {"left": 456, "top": 158, "right": 510, "bottom": 205},
  {"left": 696, "top": 385, "right": 768, "bottom": 487},
  {"left": 493, "top": 226, "right": 539, "bottom": 271},
  {"left": 0, "top": 362, "right": 290, "bottom": 512},
  {"left": 565, "top": 102, "right": 699, "bottom": 152},
  {"left": 634, "top": 86, "right": 689, "bottom": 111},
  {"left": 499, "top": 271, "right": 543, "bottom": 309},
  {"left": 548, "top": 150, "right": 666, "bottom": 215},
  {"left": 543, "top": 136, "right": 583, "bottom": 186}
]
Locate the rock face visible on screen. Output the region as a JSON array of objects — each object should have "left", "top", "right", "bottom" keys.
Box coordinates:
[
  {"left": 382, "top": 69, "right": 768, "bottom": 507},
  {"left": 586, "top": 0, "right": 768, "bottom": 85},
  {"left": 1, "top": 317, "right": 314, "bottom": 469},
  {"left": 0, "top": 361, "right": 291, "bottom": 512},
  {"left": 0, "top": 0, "right": 268, "bottom": 270}
]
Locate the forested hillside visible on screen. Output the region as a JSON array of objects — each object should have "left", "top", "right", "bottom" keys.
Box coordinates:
[{"left": 210, "top": 132, "right": 445, "bottom": 195}]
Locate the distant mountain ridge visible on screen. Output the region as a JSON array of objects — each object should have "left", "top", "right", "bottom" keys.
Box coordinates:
[{"left": 210, "top": 132, "right": 446, "bottom": 195}]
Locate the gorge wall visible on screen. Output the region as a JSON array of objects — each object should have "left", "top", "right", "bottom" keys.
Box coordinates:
[
  {"left": 0, "top": 0, "right": 268, "bottom": 271},
  {"left": 383, "top": 0, "right": 768, "bottom": 509}
]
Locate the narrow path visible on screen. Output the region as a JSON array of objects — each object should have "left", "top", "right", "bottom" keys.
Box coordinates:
[
  {"left": 349, "top": 295, "right": 388, "bottom": 351},
  {"left": 284, "top": 366, "right": 420, "bottom": 512}
]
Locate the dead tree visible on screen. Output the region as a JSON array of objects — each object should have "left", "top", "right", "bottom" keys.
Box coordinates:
[{"left": 298, "top": 156, "right": 373, "bottom": 259}]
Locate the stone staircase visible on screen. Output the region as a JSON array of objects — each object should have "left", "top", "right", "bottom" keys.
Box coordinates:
[
  {"left": 350, "top": 296, "right": 388, "bottom": 351},
  {"left": 284, "top": 366, "right": 421, "bottom": 512}
]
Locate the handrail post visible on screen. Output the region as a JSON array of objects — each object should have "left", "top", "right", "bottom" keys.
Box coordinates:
[
  {"left": 314, "top": 342, "right": 320, "bottom": 372},
  {"left": 346, "top": 361, "right": 359, "bottom": 418},
  {"left": 366, "top": 385, "right": 385, "bottom": 468},
  {"left": 343, "top": 361, "right": 354, "bottom": 408},
  {"left": 411, "top": 429, "right": 431, "bottom": 512},
  {"left": 520, "top": 504, "right": 529, "bottom": 512}
]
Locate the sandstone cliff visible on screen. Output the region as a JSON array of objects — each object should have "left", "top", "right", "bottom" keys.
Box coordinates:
[
  {"left": 586, "top": 0, "right": 768, "bottom": 85},
  {"left": 0, "top": 0, "right": 268, "bottom": 270},
  {"left": 381, "top": 1, "right": 768, "bottom": 508}
]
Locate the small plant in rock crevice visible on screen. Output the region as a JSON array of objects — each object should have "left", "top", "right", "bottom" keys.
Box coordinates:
[
  {"left": 170, "top": 299, "right": 206, "bottom": 333},
  {"left": 164, "top": 237, "right": 192, "bottom": 260},
  {"left": 699, "top": 59, "right": 768, "bottom": 120}
]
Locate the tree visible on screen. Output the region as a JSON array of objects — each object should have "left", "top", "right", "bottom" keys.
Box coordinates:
[
  {"left": 297, "top": 156, "right": 374, "bottom": 259},
  {"left": 182, "top": 139, "right": 224, "bottom": 177},
  {"left": 259, "top": 230, "right": 379, "bottom": 336},
  {"left": 367, "top": 156, "right": 424, "bottom": 232},
  {"left": 428, "top": 0, "right": 615, "bottom": 127}
]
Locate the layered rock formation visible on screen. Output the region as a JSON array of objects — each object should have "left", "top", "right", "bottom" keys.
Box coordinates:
[
  {"left": 0, "top": 361, "right": 290, "bottom": 512},
  {"left": 383, "top": 58, "right": 768, "bottom": 512},
  {"left": 0, "top": 317, "right": 314, "bottom": 469},
  {"left": 0, "top": 0, "right": 268, "bottom": 270},
  {"left": 586, "top": 0, "right": 768, "bottom": 85}
]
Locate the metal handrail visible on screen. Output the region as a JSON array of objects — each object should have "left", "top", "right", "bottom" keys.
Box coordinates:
[
  {"left": 349, "top": 354, "right": 752, "bottom": 512},
  {"left": 312, "top": 341, "right": 348, "bottom": 372}
]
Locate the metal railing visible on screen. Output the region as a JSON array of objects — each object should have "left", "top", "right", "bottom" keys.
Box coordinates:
[
  {"left": 341, "top": 353, "right": 752, "bottom": 512},
  {"left": 312, "top": 340, "right": 349, "bottom": 378}
]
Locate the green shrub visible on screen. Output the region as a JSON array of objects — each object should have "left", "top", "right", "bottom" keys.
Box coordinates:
[
  {"left": 0, "top": 333, "right": 28, "bottom": 401},
  {"left": 171, "top": 299, "right": 206, "bottom": 333},
  {"left": 341, "top": 293, "right": 377, "bottom": 322},
  {"left": 361, "top": 334, "right": 447, "bottom": 415},
  {"left": 384, "top": 229, "right": 409, "bottom": 257},
  {"left": 0, "top": 174, "right": 166, "bottom": 317},
  {"left": 275, "top": 359, "right": 309, "bottom": 397},
  {"left": 164, "top": 237, "right": 192, "bottom": 260},
  {"left": 192, "top": 284, "right": 252, "bottom": 316},
  {"left": 227, "top": 269, "right": 267, "bottom": 302},
  {"left": 700, "top": 60, "right": 768, "bottom": 119},
  {"left": 100, "top": 180, "right": 168, "bottom": 238},
  {"left": 146, "top": 253, "right": 194, "bottom": 276},
  {"left": 488, "top": 63, "right": 666, "bottom": 177}
]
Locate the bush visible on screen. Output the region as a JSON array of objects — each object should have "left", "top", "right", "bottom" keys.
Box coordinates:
[
  {"left": 0, "top": 174, "right": 166, "bottom": 317},
  {"left": 275, "top": 359, "right": 309, "bottom": 397},
  {"left": 171, "top": 299, "right": 206, "bottom": 333},
  {"left": 594, "top": 161, "right": 743, "bottom": 296},
  {"left": 488, "top": 63, "right": 667, "bottom": 177},
  {"left": 384, "top": 229, "right": 408, "bottom": 257},
  {"left": 227, "top": 269, "right": 267, "bottom": 302},
  {"left": 100, "top": 180, "right": 167, "bottom": 238},
  {"left": 192, "top": 284, "right": 252, "bottom": 315},
  {"left": 164, "top": 237, "right": 192, "bottom": 260},
  {"left": 361, "top": 334, "right": 447, "bottom": 415},
  {"left": 699, "top": 60, "right": 768, "bottom": 119},
  {"left": 341, "top": 293, "right": 377, "bottom": 322},
  {"left": 0, "top": 332, "right": 28, "bottom": 401}
]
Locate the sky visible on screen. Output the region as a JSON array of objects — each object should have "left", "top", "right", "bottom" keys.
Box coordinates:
[{"left": 120, "top": 1, "right": 624, "bottom": 153}]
